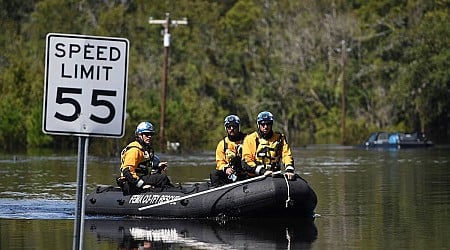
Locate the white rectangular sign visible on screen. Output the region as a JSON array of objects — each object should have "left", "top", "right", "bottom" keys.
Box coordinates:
[{"left": 43, "top": 33, "right": 129, "bottom": 137}]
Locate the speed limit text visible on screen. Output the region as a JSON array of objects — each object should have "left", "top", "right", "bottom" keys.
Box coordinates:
[{"left": 54, "top": 43, "right": 122, "bottom": 81}]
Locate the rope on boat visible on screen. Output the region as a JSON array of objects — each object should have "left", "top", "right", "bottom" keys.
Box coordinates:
[
  {"left": 283, "top": 173, "right": 292, "bottom": 208},
  {"left": 138, "top": 172, "right": 281, "bottom": 211}
]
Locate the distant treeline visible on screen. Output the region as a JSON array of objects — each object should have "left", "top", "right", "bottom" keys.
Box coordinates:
[{"left": 0, "top": 0, "right": 449, "bottom": 154}]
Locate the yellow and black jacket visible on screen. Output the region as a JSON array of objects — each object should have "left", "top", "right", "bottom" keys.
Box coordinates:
[
  {"left": 242, "top": 131, "right": 294, "bottom": 175},
  {"left": 120, "top": 141, "right": 161, "bottom": 180},
  {"left": 215, "top": 132, "right": 246, "bottom": 172}
]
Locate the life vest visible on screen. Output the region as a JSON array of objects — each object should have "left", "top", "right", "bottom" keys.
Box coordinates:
[
  {"left": 223, "top": 133, "right": 246, "bottom": 169},
  {"left": 255, "top": 132, "right": 284, "bottom": 170},
  {"left": 120, "top": 142, "right": 155, "bottom": 178}
]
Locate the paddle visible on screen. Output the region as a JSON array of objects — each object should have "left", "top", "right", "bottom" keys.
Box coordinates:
[{"left": 138, "top": 171, "right": 281, "bottom": 211}]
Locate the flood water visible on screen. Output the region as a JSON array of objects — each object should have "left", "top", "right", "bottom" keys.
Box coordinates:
[{"left": 1, "top": 145, "right": 449, "bottom": 249}]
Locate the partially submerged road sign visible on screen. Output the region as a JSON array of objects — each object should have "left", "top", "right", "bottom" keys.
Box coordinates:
[{"left": 43, "top": 33, "right": 129, "bottom": 137}]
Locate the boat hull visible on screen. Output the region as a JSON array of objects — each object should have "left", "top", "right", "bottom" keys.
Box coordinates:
[{"left": 85, "top": 175, "right": 317, "bottom": 218}]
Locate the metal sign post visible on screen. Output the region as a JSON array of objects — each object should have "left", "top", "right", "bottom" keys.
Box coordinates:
[
  {"left": 73, "top": 136, "right": 88, "bottom": 250},
  {"left": 43, "top": 33, "right": 129, "bottom": 249}
]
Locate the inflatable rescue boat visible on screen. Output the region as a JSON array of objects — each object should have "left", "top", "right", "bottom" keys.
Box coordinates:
[{"left": 85, "top": 173, "right": 317, "bottom": 218}]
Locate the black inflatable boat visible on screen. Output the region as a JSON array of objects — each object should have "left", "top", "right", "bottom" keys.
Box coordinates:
[{"left": 85, "top": 173, "right": 317, "bottom": 218}]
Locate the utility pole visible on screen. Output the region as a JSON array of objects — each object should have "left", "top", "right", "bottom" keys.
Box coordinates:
[
  {"left": 149, "top": 13, "right": 188, "bottom": 151},
  {"left": 338, "top": 40, "right": 350, "bottom": 145}
]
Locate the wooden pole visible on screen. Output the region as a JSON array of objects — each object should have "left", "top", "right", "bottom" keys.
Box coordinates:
[
  {"left": 160, "top": 13, "right": 170, "bottom": 152},
  {"left": 149, "top": 13, "right": 187, "bottom": 151},
  {"left": 340, "top": 40, "right": 348, "bottom": 145}
]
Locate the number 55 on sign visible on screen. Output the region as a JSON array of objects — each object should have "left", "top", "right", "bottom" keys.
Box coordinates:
[{"left": 43, "top": 33, "right": 129, "bottom": 138}]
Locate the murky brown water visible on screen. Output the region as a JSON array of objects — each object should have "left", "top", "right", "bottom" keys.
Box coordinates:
[{"left": 1, "top": 146, "right": 449, "bottom": 249}]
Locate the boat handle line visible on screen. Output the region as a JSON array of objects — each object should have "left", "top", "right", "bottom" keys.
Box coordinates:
[
  {"left": 283, "top": 173, "right": 292, "bottom": 208},
  {"left": 138, "top": 171, "right": 281, "bottom": 211}
]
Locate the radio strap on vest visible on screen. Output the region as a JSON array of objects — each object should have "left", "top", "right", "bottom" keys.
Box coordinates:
[{"left": 223, "top": 136, "right": 227, "bottom": 154}]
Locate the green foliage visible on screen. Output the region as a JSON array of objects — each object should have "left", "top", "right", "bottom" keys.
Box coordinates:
[
  {"left": 0, "top": 96, "right": 25, "bottom": 150},
  {"left": 398, "top": 9, "right": 450, "bottom": 141},
  {"left": 0, "top": 0, "right": 449, "bottom": 152}
]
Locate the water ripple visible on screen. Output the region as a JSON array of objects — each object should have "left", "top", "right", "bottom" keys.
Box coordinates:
[{"left": 0, "top": 199, "right": 75, "bottom": 219}]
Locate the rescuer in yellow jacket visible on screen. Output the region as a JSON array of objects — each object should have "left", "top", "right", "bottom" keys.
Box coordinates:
[
  {"left": 241, "top": 111, "right": 295, "bottom": 180},
  {"left": 117, "top": 121, "right": 173, "bottom": 194},
  {"left": 210, "top": 115, "right": 247, "bottom": 186}
]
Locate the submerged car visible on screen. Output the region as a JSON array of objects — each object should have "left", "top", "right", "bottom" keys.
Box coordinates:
[{"left": 364, "top": 132, "right": 433, "bottom": 149}]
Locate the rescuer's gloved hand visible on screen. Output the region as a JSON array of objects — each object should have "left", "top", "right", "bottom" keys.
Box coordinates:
[
  {"left": 225, "top": 167, "right": 234, "bottom": 175},
  {"left": 135, "top": 179, "right": 144, "bottom": 188},
  {"left": 122, "top": 168, "right": 135, "bottom": 183},
  {"left": 263, "top": 170, "right": 273, "bottom": 176},
  {"left": 158, "top": 162, "right": 168, "bottom": 172},
  {"left": 284, "top": 167, "right": 295, "bottom": 180}
]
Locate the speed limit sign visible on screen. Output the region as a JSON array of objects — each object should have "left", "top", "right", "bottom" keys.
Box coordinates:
[{"left": 43, "top": 33, "right": 129, "bottom": 137}]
